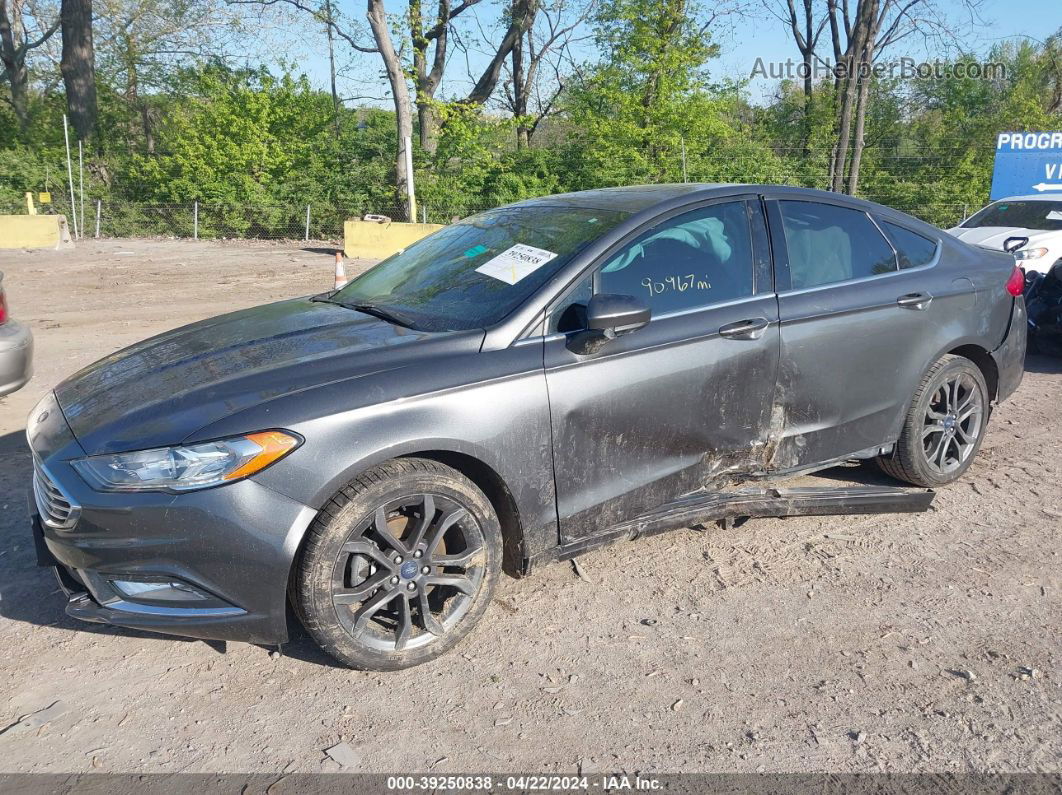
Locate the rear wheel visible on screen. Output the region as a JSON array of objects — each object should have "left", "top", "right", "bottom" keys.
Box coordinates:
[
  {"left": 294, "top": 458, "right": 501, "bottom": 670},
  {"left": 878, "top": 355, "right": 989, "bottom": 487}
]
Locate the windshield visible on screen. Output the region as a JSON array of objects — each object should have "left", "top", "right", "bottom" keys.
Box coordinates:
[
  {"left": 962, "top": 200, "right": 1062, "bottom": 231},
  {"left": 332, "top": 205, "right": 630, "bottom": 331}
]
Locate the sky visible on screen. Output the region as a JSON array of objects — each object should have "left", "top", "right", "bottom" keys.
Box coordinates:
[{"left": 279, "top": 0, "right": 1062, "bottom": 110}]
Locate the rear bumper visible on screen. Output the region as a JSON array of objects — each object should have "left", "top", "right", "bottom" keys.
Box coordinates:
[
  {"left": 0, "top": 320, "right": 33, "bottom": 397},
  {"left": 992, "top": 296, "right": 1027, "bottom": 403}
]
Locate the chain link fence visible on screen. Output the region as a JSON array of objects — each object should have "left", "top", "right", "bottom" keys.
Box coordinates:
[
  {"left": 25, "top": 199, "right": 495, "bottom": 242},
  {"left": 24, "top": 196, "right": 972, "bottom": 242}
]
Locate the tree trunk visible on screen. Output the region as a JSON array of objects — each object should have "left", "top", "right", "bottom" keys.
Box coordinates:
[
  {"left": 846, "top": 36, "right": 878, "bottom": 195},
  {"left": 828, "top": 0, "right": 876, "bottom": 193},
  {"left": 417, "top": 102, "right": 437, "bottom": 152},
  {"left": 800, "top": 0, "right": 814, "bottom": 157},
  {"left": 367, "top": 0, "right": 414, "bottom": 218},
  {"left": 464, "top": 0, "right": 533, "bottom": 106},
  {"left": 512, "top": 28, "right": 528, "bottom": 148},
  {"left": 4, "top": 56, "right": 29, "bottom": 129},
  {"left": 1, "top": 0, "right": 32, "bottom": 130},
  {"left": 325, "top": 0, "right": 340, "bottom": 136},
  {"left": 60, "top": 0, "right": 97, "bottom": 142}
]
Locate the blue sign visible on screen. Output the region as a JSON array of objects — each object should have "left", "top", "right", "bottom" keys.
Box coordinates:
[{"left": 991, "top": 131, "right": 1062, "bottom": 200}]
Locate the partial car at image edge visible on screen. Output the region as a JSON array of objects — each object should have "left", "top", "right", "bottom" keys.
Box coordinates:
[
  {"left": 27, "top": 184, "right": 1027, "bottom": 670},
  {"left": 948, "top": 194, "right": 1062, "bottom": 353},
  {"left": 0, "top": 270, "right": 33, "bottom": 398}
]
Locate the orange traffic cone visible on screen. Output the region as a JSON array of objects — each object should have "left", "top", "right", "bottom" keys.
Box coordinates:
[{"left": 334, "top": 251, "right": 348, "bottom": 290}]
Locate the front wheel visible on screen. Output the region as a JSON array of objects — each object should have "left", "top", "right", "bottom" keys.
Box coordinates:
[
  {"left": 293, "top": 458, "right": 502, "bottom": 670},
  {"left": 878, "top": 355, "right": 989, "bottom": 487}
]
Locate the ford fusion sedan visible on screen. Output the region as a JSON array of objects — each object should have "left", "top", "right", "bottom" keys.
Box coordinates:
[
  {"left": 29, "top": 185, "right": 1026, "bottom": 670},
  {"left": 0, "top": 271, "right": 33, "bottom": 397}
]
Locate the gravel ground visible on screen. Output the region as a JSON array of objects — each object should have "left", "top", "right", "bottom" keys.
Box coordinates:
[{"left": 0, "top": 239, "right": 1058, "bottom": 774}]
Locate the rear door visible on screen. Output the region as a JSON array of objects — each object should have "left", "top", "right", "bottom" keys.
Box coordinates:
[
  {"left": 765, "top": 196, "right": 953, "bottom": 470},
  {"left": 543, "top": 197, "right": 780, "bottom": 543}
]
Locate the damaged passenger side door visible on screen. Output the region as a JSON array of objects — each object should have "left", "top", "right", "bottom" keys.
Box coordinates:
[{"left": 543, "top": 198, "right": 781, "bottom": 544}]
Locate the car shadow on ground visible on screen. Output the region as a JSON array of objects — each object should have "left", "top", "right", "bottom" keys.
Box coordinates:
[
  {"left": 1023, "top": 353, "right": 1062, "bottom": 374},
  {"left": 0, "top": 428, "right": 348, "bottom": 667}
]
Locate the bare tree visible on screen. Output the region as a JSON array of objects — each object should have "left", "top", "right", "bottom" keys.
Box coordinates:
[
  {"left": 60, "top": 0, "right": 97, "bottom": 141},
  {"left": 764, "top": 0, "right": 827, "bottom": 154},
  {"left": 409, "top": 0, "right": 483, "bottom": 151},
  {"left": 365, "top": 0, "right": 415, "bottom": 214},
  {"left": 95, "top": 0, "right": 253, "bottom": 152},
  {"left": 0, "top": 0, "right": 60, "bottom": 129},
  {"left": 820, "top": 0, "right": 984, "bottom": 194},
  {"left": 230, "top": 0, "right": 536, "bottom": 207},
  {"left": 501, "top": 0, "right": 592, "bottom": 147}
]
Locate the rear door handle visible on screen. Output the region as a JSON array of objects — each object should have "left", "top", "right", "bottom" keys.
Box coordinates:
[
  {"left": 718, "top": 317, "right": 770, "bottom": 340},
  {"left": 897, "top": 292, "right": 933, "bottom": 310}
]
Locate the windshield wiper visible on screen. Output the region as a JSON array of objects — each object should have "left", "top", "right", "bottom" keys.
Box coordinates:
[{"left": 311, "top": 294, "right": 417, "bottom": 328}]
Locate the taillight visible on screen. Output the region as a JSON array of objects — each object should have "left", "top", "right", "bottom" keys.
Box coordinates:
[
  {"left": 1005, "top": 265, "right": 1024, "bottom": 297},
  {"left": 0, "top": 289, "right": 7, "bottom": 325}
]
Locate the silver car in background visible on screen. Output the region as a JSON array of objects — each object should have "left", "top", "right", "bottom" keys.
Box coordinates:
[{"left": 0, "top": 271, "right": 33, "bottom": 397}]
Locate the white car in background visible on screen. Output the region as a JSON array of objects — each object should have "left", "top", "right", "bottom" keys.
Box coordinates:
[{"left": 948, "top": 195, "right": 1062, "bottom": 272}]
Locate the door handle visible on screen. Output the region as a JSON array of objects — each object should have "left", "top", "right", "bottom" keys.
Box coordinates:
[
  {"left": 718, "top": 317, "right": 770, "bottom": 340},
  {"left": 896, "top": 292, "right": 933, "bottom": 310}
]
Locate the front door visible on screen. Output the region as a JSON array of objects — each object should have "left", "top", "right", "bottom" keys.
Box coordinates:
[{"left": 543, "top": 198, "right": 781, "bottom": 543}]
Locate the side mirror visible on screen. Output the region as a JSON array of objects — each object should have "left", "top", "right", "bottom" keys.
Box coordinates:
[
  {"left": 1003, "top": 236, "right": 1029, "bottom": 254},
  {"left": 586, "top": 293, "right": 651, "bottom": 337}
]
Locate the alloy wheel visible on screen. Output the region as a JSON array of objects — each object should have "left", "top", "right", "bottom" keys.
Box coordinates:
[
  {"left": 921, "top": 372, "right": 984, "bottom": 475},
  {"left": 330, "top": 493, "right": 487, "bottom": 652}
]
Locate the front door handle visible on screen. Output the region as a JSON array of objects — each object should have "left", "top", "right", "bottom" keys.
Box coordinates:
[
  {"left": 718, "top": 317, "right": 770, "bottom": 340},
  {"left": 897, "top": 292, "right": 933, "bottom": 310}
]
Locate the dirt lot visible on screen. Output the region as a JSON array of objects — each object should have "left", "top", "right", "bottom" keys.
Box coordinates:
[{"left": 0, "top": 239, "right": 1059, "bottom": 774}]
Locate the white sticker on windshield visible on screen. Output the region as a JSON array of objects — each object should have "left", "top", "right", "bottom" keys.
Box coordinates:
[
  {"left": 1048, "top": 210, "right": 1062, "bottom": 221},
  {"left": 475, "top": 244, "right": 558, "bottom": 285}
]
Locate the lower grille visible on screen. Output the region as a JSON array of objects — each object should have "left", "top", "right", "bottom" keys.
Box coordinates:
[{"left": 32, "top": 457, "right": 81, "bottom": 530}]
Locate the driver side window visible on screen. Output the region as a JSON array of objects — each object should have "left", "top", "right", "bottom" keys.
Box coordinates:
[{"left": 597, "top": 201, "right": 755, "bottom": 315}]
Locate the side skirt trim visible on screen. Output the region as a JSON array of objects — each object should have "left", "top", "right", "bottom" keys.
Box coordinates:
[{"left": 522, "top": 485, "right": 934, "bottom": 574}]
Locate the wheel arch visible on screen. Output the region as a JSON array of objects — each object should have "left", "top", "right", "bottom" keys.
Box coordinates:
[
  {"left": 947, "top": 343, "right": 998, "bottom": 401},
  {"left": 402, "top": 450, "right": 528, "bottom": 578},
  {"left": 887, "top": 340, "right": 999, "bottom": 442},
  {"left": 288, "top": 445, "right": 531, "bottom": 588}
]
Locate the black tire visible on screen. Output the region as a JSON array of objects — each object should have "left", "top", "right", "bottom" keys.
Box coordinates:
[
  {"left": 877, "top": 355, "right": 990, "bottom": 487},
  {"left": 293, "top": 457, "right": 502, "bottom": 670}
]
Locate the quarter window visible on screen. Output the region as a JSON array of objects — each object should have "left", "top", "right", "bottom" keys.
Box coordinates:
[
  {"left": 597, "top": 202, "right": 755, "bottom": 314},
  {"left": 882, "top": 221, "right": 938, "bottom": 269},
  {"left": 778, "top": 201, "right": 898, "bottom": 289}
]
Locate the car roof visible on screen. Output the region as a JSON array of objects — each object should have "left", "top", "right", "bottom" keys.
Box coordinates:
[
  {"left": 510, "top": 184, "right": 734, "bottom": 213},
  {"left": 506, "top": 183, "right": 906, "bottom": 216}
]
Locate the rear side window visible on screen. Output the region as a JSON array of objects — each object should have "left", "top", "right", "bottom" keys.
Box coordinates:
[
  {"left": 882, "top": 221, "right": 938, "bottom": 269},
  {"left": 778, "top": 201, "right": 898, "bottom": 289}
]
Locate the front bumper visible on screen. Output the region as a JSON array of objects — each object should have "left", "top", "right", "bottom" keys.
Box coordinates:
[
  {"left": 32, "top": 478, "right": 317, "bottom": 644},
  {"left": 0, "top": 320, "right": 33, "bottom": 397},
  {"left": 28, "top": 402, "right": 317, "bottom": 644}
]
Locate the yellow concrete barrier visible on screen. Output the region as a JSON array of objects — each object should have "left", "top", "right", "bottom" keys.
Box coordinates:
[
  {"left": 0, "top": 215, "right": 74, "bottom": 250},
  {"left": 344, "top": 219, "right": 443, "bottom": 260}
]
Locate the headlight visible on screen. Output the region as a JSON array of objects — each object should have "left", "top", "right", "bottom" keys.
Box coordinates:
[
  {"left": 72, "top": 431, "right": 301, "bottom": 493},
  {"left": 1014, "top": 247, "right": 1049, "bottom": 260}
]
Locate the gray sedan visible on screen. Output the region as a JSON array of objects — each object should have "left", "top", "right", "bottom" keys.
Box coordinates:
[
  {"left": 28, "top": 185, "right": 1027, "bottom": 670},
  {"left": 0, "top": 271, "right": 33, "bottom": 397}
]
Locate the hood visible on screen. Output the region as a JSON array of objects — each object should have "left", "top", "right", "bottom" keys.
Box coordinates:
[
  {"left": 55, "top": 297, "right": 483, "bottom": 455},
  {"left": 947, "top": 225, "right": 1061, "bottom": 252}
]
